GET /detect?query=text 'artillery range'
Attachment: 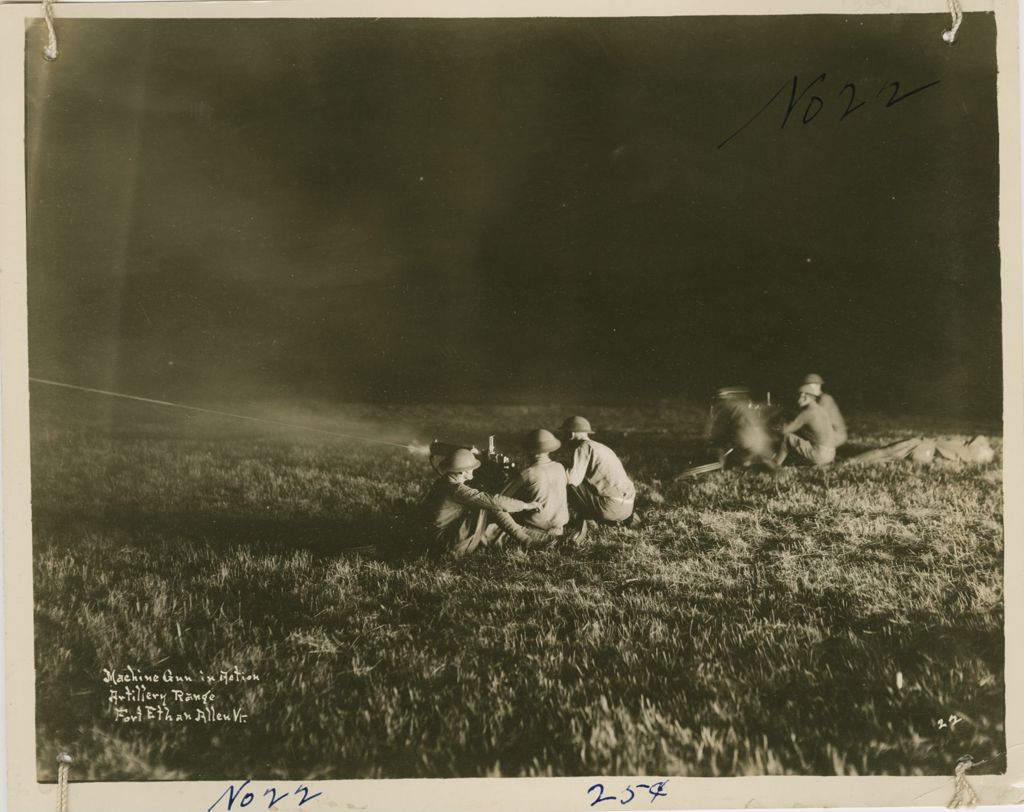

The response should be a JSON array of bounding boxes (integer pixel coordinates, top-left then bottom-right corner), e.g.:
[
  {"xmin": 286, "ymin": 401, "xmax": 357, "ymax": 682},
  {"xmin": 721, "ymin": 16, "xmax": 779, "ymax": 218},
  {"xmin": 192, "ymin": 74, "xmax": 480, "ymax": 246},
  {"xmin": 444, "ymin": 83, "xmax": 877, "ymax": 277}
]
[{"xmin": 102, "ymin": 666, "xmax": 261, "ymax": 725}]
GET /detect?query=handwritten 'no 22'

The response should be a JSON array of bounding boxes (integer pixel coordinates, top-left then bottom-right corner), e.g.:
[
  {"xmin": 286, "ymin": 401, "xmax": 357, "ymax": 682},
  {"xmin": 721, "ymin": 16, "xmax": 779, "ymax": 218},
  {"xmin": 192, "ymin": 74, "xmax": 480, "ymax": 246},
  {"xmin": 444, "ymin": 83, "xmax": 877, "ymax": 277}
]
[{"xmin": 718, "ymin": 72, "xmax": 941, "ymax": 148}]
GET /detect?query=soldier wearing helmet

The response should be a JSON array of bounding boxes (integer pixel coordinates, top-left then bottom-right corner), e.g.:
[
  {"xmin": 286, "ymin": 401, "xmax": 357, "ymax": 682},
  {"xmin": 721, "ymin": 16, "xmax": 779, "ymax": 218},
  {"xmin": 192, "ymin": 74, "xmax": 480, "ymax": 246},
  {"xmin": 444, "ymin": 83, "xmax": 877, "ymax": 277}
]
[
  {"xmin": 502, "ymin": 429, "xmax": 570, "ymax": 536},
  {"xmin": 559, "ymin": 416, "xmax": 636, "ymax": 525},
  {"xmin": 803, "ymin": 373, "xmax": 847, "ymax": 447},
  {"xmin": 420, "ymin": 447, "xmax": 555, "ymax": 556},
  {"xmin": 705, "ymin": 386, "xmax": 775, "ymax": 468},
  {"xmin": 774, "ymin": 384, "xmax": 836, "ymax": 466}
]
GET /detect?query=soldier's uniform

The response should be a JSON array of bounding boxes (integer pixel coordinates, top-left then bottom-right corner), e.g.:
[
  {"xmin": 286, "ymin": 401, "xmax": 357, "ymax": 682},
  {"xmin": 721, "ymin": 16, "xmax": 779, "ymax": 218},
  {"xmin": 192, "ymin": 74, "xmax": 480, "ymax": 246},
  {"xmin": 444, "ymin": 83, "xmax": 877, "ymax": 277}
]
[
  {"xmin": 804, "ymin": 374, "xmax": 847, "ymax": 448},
  {"xmin": 777, "ymin": 395, "xmax": 836, "ymax": 466},
  {"xmin": 504, "ymin": 431, "xmax": 570, "ymax": 535},
  {"xmin": 421, "ymin": 477, "xmax": 536, "ymax": 556},
  {"xmin": 421, "ymin": 448, "xmax": 553, "ymax": 556},
  {"xmin": 561, "ymin": 417, "xmax": 636, "ymax": 523},
  {"xmin": 817, "ymin": 392, "xmax": 847, "ymax": 448}
]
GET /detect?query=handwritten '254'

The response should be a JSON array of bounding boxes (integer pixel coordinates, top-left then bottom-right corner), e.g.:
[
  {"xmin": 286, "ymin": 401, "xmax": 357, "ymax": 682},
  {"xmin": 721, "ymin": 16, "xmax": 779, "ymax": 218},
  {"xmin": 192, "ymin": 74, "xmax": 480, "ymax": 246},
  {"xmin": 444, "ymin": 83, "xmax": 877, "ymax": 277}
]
[
  {"xmin": 588, "ymin": 780, "xmax": 669, "ymax": 806},
  {"xmin": 718, "ymin": 73, "xmax": 941, "ymax": 148}
]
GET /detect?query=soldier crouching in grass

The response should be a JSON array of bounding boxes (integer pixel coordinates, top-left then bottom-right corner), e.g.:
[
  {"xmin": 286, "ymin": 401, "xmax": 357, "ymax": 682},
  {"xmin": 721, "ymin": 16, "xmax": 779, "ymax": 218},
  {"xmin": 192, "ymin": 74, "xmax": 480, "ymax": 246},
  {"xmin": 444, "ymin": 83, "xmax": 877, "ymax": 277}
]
[
  {"xmin": 421, "ymin": 447, "xmax": 559, "ymax": 557},
  {"xmin": 559, "ymin": 416, "xmax": 638, "ymax": 537},
  {"xmin": 803, "ymin": 373, "xmax": 847, "ymax": 448},
  {"xmin": 502, "ymin": 429, "xmax": 570, "ymax": 538},
  {"xmin": 706, "ymin": 386, "xmax": 776, "ymax": 469},
  {"xmin": 774, "ymin": 384, "xmax": 836, "ymax": 467}
]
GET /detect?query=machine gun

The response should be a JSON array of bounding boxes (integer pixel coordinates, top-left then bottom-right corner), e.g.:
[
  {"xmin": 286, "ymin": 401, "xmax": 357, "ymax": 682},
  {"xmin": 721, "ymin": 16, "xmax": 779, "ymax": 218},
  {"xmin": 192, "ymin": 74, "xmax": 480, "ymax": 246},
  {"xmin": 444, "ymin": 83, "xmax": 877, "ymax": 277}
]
[{"xmin": 428, "ymin": 435, "xmax": 518, "ymax": 492}]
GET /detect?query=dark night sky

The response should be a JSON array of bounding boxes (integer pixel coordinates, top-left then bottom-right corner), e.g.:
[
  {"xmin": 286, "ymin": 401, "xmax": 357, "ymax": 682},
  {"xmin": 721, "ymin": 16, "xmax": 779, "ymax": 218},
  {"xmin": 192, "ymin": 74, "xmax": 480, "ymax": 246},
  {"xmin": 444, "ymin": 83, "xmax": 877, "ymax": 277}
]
[{"xmin": 25, "ymin": 15, "xmax": 1002, "ymax": 417}]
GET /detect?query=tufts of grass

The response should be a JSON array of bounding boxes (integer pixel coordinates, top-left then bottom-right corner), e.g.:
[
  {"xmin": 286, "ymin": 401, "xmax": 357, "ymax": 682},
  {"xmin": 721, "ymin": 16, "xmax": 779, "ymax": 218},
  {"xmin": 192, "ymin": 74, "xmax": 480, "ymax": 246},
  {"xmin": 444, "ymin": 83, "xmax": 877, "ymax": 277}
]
[{"xmin": 30, "ymin": 396, "xmax": 1004, "ymax": 779}]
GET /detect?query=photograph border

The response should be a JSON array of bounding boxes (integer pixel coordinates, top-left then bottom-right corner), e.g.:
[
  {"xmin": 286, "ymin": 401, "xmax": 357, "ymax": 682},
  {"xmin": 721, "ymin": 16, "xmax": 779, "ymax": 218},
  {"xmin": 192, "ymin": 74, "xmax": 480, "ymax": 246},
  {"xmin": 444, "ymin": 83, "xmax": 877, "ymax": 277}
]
[{"xmin": 2, "ymin": 1, "xmax": 1021, "ymax": 809}]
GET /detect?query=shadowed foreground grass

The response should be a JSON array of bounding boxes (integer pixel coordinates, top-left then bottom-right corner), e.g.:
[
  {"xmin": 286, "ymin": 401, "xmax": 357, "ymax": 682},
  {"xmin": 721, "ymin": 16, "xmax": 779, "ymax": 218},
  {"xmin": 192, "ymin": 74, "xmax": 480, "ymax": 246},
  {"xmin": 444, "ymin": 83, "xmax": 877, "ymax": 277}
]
[{"xmin": 31, "ymin": 396, "xmax": 1004, "ymax": 779}]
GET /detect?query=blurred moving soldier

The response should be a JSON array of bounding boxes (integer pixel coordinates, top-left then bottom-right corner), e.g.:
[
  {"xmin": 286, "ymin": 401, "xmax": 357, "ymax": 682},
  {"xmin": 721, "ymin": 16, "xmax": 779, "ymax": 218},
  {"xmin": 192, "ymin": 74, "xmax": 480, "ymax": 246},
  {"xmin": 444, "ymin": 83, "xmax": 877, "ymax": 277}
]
[
  {"xmin": 421, "ymin": 448, "xmax": 556, "ymax": 556},
  {"xmin": 560, "ymin": 416, "xmax": 636, "ymax": 524},
  {"xmin": 706, "ymin": 386, "xmax": 775, "ymax": 467},
  {"xmin": 803, "ymin": 373, "xmax": 847, "ymax": 447},
  {"xmin": 775, "ymin": 385, "xmax": 836, "ymax": 466},
  {"xmin": 503, "ymin": 429, "xmax": 570, "ymax": 536}
]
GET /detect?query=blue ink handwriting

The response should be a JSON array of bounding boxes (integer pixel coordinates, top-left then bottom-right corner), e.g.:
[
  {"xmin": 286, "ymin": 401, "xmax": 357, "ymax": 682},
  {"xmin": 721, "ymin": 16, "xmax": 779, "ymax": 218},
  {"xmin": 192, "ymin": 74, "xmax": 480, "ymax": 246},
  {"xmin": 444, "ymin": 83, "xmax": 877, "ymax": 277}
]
[
  {"xmin": 587, "ymin": 780, "xmax": 669, "ymax": 806},
  {"xmin": 208, "ymin": 780, "xmax": 323, "ymax": 812}
]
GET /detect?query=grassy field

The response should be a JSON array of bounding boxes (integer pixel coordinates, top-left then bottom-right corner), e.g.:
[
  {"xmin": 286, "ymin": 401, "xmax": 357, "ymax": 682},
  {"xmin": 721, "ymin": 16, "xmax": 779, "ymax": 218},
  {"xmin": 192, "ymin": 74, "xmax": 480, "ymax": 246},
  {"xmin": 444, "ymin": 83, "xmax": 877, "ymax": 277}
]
[{"xmin": 30, "ymin": 392, "xmax": 1004, "ymax": 780}]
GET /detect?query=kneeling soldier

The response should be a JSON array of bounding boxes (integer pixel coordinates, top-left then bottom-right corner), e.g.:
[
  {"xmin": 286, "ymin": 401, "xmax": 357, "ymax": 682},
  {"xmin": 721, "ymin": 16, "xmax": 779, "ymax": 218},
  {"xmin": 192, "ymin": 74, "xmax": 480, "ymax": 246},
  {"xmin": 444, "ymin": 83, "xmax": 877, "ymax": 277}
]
[
  {"xmin": 421, "ymin": 448, "xmax": 556, "ymax": 557},
  {"xmin": 803, "ymin": 373, "xmax": 847, "ymax": 447},
  {"xmin": 503, "ymin": 429, "xmax": 570, "ymax": 536},
  {"xmin": 560, "ymin": 416, "xmax": 636, "ymax": 524},
  {"xmin": 775, "ymin": 385, "xmax": 836, "ymax": 467}
]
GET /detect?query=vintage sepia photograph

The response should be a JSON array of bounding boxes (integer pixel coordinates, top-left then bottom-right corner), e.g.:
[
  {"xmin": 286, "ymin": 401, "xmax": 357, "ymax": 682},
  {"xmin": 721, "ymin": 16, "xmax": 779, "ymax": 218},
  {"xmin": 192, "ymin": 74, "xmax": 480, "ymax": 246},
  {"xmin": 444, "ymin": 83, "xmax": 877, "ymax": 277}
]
[{"xmin": 19, "ymin": 11, "xmax": 1007, "ymax": 789}]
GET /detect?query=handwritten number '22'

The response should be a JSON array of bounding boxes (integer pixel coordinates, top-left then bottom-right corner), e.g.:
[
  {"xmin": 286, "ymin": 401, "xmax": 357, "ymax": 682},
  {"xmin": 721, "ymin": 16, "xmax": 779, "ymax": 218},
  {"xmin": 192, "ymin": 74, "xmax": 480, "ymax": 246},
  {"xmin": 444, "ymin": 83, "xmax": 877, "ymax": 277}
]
[
  {"xmin": 717, "ymin": 73, "xmax": 941, "ymax": 148},
  {"xmin": 208, "ymin": 779, "xmax": 323, "ymax": 812}
]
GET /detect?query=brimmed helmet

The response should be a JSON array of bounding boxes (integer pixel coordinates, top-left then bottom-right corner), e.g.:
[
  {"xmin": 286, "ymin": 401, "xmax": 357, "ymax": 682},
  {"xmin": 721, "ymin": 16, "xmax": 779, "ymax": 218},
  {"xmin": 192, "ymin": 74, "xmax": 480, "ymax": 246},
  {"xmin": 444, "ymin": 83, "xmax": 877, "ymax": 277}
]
[
  {"xmin": 441, "ymin": 448, "xmax": 482, "ymax": 473},
  {"xmin": 523, "ymin": 428, "xmax": 561, "ymax": 454},
  {"xmin": 803, "ymin": 373, "xmax": 824, "ymax": 385},
  {"xmin": 560, "ymin": 416, "xmax": 594, "ymax": 434}
]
